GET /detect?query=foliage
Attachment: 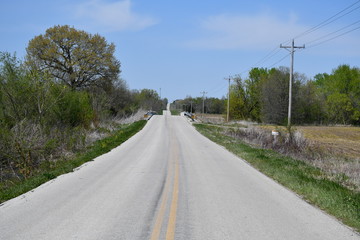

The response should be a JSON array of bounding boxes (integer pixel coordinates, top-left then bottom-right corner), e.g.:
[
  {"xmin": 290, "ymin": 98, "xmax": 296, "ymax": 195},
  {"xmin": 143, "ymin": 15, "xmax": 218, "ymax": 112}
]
[
  {"xmin": 133, "ymin": 88, "xmax": 165, "ymax": 113},
  {"xmin": 26, "ymin": 25, "xmax": 121, "ymax": 90},
  {"xmin": 223, "ymin": 64, "xmax": 360, "ymax": 126},
  {"xmin": 53, "ymin": 88, "xmax": 94, "ymax": 127},
  {"xmin": 315, "ymin": 65, "xmax": 360, "ymax": 125},
  {"xmin": 0, "ymin": 49, "xmax": 161, "ymax": 186},
  {"xmin": 171, "ymin": 96, "xmax": 225, "ymax": 114},
  {"xmin": 0, "ymin": 120, "xmax": 146, "ymax": 203}
]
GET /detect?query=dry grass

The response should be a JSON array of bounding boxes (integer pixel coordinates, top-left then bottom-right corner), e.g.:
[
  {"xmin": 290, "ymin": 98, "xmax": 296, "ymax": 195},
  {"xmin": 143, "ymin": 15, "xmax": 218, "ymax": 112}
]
[
  {"xmin": 259, "ymin": 125, "xmax": 360, "ymax": 160},
  {"xmin": 196, "ymin": 114, "xmax": 225, "ymax": 124},
  {"xmin": 297, "ymin": 126, "xmax": 360, "ymax": 160},
  {"xmin": 223, "ymin": 124, "xmax": 360, "ymax": 191}
]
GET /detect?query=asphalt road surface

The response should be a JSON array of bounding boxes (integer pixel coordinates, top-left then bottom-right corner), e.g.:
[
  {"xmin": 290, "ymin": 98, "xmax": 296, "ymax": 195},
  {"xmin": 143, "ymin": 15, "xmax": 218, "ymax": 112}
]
[{"xmin": 0, "ymin": 111, "xmax": 359, "ymax": 240}]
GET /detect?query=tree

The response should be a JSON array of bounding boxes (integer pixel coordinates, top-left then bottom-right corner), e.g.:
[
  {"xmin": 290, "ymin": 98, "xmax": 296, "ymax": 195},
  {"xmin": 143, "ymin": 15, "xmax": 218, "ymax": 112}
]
[
  {"xmin": 134, "ymin": 89, "xmax": 163, "ymax": 112},
  {"xmin": 229, "ymin": 75, "xmax": 248, "ymax": 120},
  {"xmin": 315, "ymin": 65, "xmax": 360, "ymax": 125},
  {"xmin": 293, "ymin": 80, "xmax": 326, "ymax": 124},
  {"xmin": 245, "ymin": 68, "xmax": 272, "ymax": 122},
  {"xmin": 26, "ymin": 25, "xmax": 120, "ymax": 90},
  {"xmin": 261, "ymin": 67, "xmax": 290, "ymax": 124}
]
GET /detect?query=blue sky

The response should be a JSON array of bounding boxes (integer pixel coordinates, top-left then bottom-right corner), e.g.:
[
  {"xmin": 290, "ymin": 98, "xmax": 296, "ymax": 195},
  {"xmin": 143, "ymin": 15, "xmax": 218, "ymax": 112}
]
[{"xmin": 1, "ymin": 0, "xmax": 359, "ymax": 101}]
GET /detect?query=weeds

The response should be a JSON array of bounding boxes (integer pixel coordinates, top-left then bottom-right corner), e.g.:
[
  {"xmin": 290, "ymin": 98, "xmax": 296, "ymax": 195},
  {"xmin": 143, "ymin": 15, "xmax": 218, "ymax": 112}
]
[
  {"xmin": 0, "ymin": 120, "xmax": 146, "ymax": 203},
  {"xmin": 224, "ymin": 125, "xmax": 360, "ymax": 191}
]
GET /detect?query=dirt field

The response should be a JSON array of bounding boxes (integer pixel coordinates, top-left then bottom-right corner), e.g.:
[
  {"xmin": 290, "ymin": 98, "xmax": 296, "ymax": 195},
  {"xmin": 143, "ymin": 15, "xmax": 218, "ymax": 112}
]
[
  {"xmin": 196, "ymin": 116, "xmax": 360, "ymax": 160},
  {"xmin": 297, "ymin": 126, "xmax": 360, "ymax": 160},
  {"xmin": 196, "ymin": 114, "xmax": 225, "ymax": 124},
  {"xmin": 256, "ymin": 125, "xmax": 360, "ymax": 160}
]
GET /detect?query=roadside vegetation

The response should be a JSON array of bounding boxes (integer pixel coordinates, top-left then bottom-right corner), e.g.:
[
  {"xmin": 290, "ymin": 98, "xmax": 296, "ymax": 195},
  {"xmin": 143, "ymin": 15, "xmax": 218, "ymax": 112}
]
[
  {"xmin": 0, "ymin": 120, "xmax": 146, "ymax": 203},
  {"xmin": 170, "ymin": 109, "xmax": 180, "ymax": 115},
  {"xmin": 173, "ymin": 65, "xmax": 360, "ymax": 126},
  {"xmin": 0, "ymin": 25, "xmax": 166, "ymax": 199},
  {"xmin": 194, "ymin": 123, "xmax": 360, "ymax": 232}
]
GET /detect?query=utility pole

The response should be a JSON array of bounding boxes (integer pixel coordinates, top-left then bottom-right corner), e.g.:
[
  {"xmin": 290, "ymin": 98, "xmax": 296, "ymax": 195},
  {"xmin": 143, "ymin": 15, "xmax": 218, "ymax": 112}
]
[
  {"xmin": 225, "ymin": 76, "xmax": 231, "ymax": 122},
  {"xmin": 280, "ymin": 39, "xmax": 305, "ymax": 128},
  {"xmin": 200, "ymin": 91, "xmax": 207, "ymax": 114}
]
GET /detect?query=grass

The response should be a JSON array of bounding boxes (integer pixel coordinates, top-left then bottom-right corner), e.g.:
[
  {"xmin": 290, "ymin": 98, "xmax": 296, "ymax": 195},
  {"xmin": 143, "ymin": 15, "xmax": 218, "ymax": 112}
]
[
  {"xmin": 0, "ymin": 120, "xmax": 147, "ymax": 204},
  {"xmin": 260, "ymin": 125, "xmax": 360, "ymax": 160},
  {"xmin": 298, "ymin": 126, "xmax": 360, "ymax": 159},
  {"xmin": 170, "ymin": 109, "xmax": 180, "ymax": 115},
  {"xmin": 194, "ymin": 123, "xmax": 360, "ymax": 233}
]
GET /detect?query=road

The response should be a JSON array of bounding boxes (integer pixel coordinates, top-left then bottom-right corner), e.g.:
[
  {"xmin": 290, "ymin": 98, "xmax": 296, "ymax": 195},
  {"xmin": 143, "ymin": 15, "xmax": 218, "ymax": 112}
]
[{"xmin": 0, "ymin": 111, "xmax": 359, "ymax": 240}]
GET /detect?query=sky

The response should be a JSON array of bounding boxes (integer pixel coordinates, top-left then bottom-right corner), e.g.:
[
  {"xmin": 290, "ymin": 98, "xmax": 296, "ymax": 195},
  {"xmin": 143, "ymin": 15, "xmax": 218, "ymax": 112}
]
[{"xmin": 1, "ymin": 0, "xmax": 359, "ymax": 102}]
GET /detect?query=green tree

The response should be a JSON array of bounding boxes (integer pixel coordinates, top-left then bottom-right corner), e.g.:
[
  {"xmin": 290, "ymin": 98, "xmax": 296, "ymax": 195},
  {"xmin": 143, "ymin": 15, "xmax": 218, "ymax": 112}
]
[
  {"xmin": 293, "ymin": 80, "xmax": 326, "ymax": 124},
  {"xmin": 229, "ymin": 75, "xmax": 247, "ymax": 120},
  {"xmin": 261, "ymin": 67, "xmax": 291, "ymax": 124},
  {"xmin": 315, "ymin": 65, "xmax": 360, "ymax": 125},
  {"xmin": 134, "ymin": 89, "xmax": 163, "ymax": 113},
  {"xmin": 245, "ymin": 67, "xmax": 272, "ymax": 122},
  {"xmin": 26, "ymin": 25, "xmax": 120, "ymax": 90}
]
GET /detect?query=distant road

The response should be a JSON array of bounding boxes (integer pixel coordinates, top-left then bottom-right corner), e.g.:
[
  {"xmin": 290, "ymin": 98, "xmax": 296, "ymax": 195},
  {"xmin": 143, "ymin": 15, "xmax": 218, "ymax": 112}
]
[{"xmin": 0, "ymin": 112, "xmax": 358, "ymax": 239}]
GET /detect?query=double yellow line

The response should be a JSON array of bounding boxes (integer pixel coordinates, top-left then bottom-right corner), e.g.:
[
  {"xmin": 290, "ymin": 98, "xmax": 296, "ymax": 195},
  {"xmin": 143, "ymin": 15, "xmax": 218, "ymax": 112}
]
[{"xmin": 150, "ymin": 135, "xmax": 180, "ymax": 240}]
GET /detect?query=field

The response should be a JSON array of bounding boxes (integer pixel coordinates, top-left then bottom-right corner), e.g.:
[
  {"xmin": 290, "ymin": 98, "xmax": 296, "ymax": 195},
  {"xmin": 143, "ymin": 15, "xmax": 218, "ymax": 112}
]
[
  {"xmin": 260, "ymin": 125, "xmax": 360, "ymax": 190},
  {"xmin": 195, "ymin": 116, "xmax": 360, "ymax": 191},
  {"xmin": 298, "ymin": 126, "xmax": 360, "ymax": 160},
  {"xmin": 195, "ymin": 114, "xmax": 225, "ymax": 124},
  {"xmin": 249, "ymin": 124, "xmax": 360, "ymax": 160}
]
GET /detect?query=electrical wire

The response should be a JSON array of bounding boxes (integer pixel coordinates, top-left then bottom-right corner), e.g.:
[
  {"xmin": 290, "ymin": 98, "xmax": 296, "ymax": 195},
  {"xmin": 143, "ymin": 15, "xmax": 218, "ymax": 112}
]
[
  {"xmin": 253, "ymin": 47, "xmax": 282, "ymax": 66},
  {"xmin": 206, "ymin": 81, "xmax": 228, "ymax": 95},
  {"xmin": 240, "ymin": 47, "xmax": 284, "ymax": 75},
  {"xmin": 307, "ymin": 24, "xmax": 360, "ymax": 49},
  {"xmin": 305, "ymin": 19, "xmax": 360, "ymax": 45},
  {"xmin": 294, "ymin": 0, "xmax": 360, "ymax": 40},
  {"xmin": 267, "ymin": 53, "xmax": 290, "ymax": 68},
  {"xmin": 209, "ymin": 83, "xmax": 227, "ymax": 95},
  {"xmin": 235, "ymin": 1, "xmax": 360, "ymax": 79}
]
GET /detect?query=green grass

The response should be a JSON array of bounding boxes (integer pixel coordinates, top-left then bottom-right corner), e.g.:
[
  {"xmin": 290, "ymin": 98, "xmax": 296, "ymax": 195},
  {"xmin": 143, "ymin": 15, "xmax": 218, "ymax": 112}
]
[
  {"xmin": 0, "ymin": 120, "xmax": 147, "ymax": 204},
  {"xmin": 170, "ymin": 109, "xmax": 180, "ymax": 115},
  {"xmin": 194, "ymin": 123, "xmax": 360, "ymax": 233}
]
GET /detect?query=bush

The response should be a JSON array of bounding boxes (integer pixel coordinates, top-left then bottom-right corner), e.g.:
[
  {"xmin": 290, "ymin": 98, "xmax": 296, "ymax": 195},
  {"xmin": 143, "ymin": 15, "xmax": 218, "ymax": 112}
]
[{"xmin": 53, "ymin": 89, "xmax": 94, "ymax": 128}]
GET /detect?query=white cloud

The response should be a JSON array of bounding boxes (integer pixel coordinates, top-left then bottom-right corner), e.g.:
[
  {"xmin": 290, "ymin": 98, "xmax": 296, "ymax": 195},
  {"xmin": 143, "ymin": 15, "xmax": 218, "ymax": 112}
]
[
  {"xmin": 74, "ymin": 0, "xmax": 158, "ymax": 32},
  {"xmin": 187, "ymin": 13, "xmax": 308, "ymax": 50}
]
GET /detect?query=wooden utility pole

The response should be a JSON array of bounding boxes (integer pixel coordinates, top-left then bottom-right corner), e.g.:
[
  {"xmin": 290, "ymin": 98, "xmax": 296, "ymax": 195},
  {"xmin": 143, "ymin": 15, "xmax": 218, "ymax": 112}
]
[
  {"xmin": 280, "ymin": 39, "xmax": 305, "ymax": 128},
  {"xmin": 200, "ymin": 91, "xmax": 207, "ymax": 114},
  {"xmin": 226, "ymin": 76, "xmax": 231, "ymax": 122}
]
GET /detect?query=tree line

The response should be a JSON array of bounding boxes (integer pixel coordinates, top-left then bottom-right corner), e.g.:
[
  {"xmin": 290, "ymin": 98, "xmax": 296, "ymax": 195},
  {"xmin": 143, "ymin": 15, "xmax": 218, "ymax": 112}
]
[
  {"xmin": 171, "ymin": 96, "xmax": 225, "ymax": 115},
  {"xmin": 172, "ymin": 65, "xmax": 360, "ymax": 126},
  {"xmin": 0, "ymin": 25, "xmax": 165, "ymax": 182},
  {"xmin": 230, "ymin": 65, "xmax": 360, "ymax": 125}
]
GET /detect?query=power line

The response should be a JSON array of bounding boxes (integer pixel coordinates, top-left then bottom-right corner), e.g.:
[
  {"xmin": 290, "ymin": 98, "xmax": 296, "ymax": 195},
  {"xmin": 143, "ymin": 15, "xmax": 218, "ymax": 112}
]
[
  {"xmin": 207, "ymin": 81, "xmax": 227, "ymax": 94},
  {"xmin": 267, "ymin": 53, "xmax": 290, "ymax": 68},
  {"xmin": 253, "ymin": 47, "xmax": 282, "ymax": 66},
  {"xmin": 307, "ymin": 24, "xmax": 360, "ymax": 49},
  {"xmin": 238, "ymin": 1, "xmax": 360, "ymax": 77},
  {"xmin": 305, "ymin": 19, "xmax": 360, "ymax": 45},
  {"xmin": 294, "ymin": 0, "xmax": 360, "ymax": 40}
]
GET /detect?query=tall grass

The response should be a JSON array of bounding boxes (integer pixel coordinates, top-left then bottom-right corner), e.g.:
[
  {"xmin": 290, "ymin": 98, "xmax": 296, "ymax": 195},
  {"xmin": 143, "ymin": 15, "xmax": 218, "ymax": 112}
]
[{"xmin": 0, "ymin": 120, "xmax": 146, "ymax": 203}]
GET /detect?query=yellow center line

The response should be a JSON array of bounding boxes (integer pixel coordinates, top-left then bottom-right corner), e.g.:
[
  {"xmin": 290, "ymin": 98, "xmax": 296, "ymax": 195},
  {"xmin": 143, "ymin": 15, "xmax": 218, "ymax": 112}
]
[
  {"xmin": 150, "ymin": 156, "xmax": 173, "ymax": 240},
  {"xmin": 150, "ymin": 127, "xmax": 180, "ymax": 240},
  {"xmin": 165, "ymin": 156, "xmax": 179, "ymax": 240}
]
